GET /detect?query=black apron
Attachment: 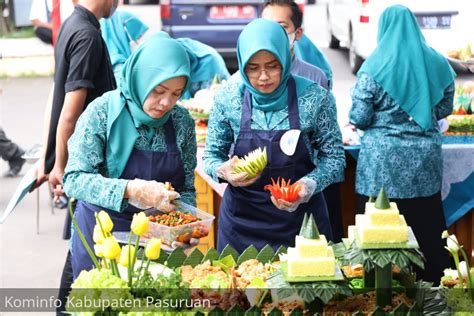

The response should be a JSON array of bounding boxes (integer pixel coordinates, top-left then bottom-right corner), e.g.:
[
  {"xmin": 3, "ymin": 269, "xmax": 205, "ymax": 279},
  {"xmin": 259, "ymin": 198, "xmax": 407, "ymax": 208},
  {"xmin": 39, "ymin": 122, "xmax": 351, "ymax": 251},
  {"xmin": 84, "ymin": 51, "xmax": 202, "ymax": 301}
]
[
  {"xmin": 71, "ymin": 118, "xmax": 186, "ymax": 279},
  {"xmin": 218, "ymin": 77, "xmax": 332, "ymax": 253}
]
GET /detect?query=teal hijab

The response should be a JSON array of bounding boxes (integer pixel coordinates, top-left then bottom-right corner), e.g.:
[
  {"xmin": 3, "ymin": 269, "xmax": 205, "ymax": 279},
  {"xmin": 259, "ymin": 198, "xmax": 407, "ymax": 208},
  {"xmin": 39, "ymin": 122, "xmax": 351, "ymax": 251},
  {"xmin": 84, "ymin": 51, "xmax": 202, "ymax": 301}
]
[
  {"xmin": 358, "ymin": 5, "xmax": 455, "ymax": 130},
  {"xmin": 106, "ymin": 32, "xmax": 191, "ymax": 178},
  {"xmin": 294, "ymin": 34, "xmax": 333, "ymax": 82},
  {"xmin": 237, "ymin": 19, "xmax": 313, "ymax": 114},
  {"xmin": 100, "ymin": 10, "xmax": 149, "ymax": 69},
  {"xmin": 176, "ymin": 38, "xmax": 230, "ymax": 84}
]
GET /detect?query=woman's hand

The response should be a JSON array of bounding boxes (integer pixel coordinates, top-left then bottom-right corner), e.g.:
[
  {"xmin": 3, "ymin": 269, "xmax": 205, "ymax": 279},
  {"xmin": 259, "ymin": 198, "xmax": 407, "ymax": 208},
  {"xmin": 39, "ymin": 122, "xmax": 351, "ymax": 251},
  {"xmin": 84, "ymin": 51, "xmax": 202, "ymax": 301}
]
[
  {"xmin": 271, "ymin": 178, "xmax": 316, "ymax": 212},
  {"xmin": 217, "ymin": 156, "xmax": 258, "ymax": 187},
  {"xmin": 126, "ymin": 179, "xmax": 180, "ymax": 211}
]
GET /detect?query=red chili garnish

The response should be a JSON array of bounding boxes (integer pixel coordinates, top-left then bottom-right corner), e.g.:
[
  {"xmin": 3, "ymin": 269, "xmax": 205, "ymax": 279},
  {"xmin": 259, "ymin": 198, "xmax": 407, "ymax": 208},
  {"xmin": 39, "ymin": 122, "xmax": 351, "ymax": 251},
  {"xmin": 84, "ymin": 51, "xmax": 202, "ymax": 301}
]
[{"xmin": 264, "ymin": 177, "xmax": 302, "ymax": 202}]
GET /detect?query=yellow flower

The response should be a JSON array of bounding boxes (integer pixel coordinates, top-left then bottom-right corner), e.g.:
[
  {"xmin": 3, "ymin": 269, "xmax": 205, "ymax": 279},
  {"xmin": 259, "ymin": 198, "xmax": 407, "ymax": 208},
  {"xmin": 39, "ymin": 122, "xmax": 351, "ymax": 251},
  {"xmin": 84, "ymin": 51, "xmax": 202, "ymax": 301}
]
[
  {"xmin": 96, "ymin": 211, "xmax": 113, "ymax": 233},
  {"xmin": 94, "ymin": 244, "xmax": 104, "ymax": 258},
  {"xmin": 102, "ymin": 237, "xmax": 121, "ymax": 260},
  {"xmin": 118, "ymin": 245, "xmax": 136, "ymax": 267},
  {"xmin": 93, "ymin": 225, "xmax": 106, "ymax": 244},
  {"xmin": 145, "ymin": 238, "xmax": 161, "ymax": 260},
  {"xmin": 131, "ymin": 212, "xmax": 149, "ymax": 236}
]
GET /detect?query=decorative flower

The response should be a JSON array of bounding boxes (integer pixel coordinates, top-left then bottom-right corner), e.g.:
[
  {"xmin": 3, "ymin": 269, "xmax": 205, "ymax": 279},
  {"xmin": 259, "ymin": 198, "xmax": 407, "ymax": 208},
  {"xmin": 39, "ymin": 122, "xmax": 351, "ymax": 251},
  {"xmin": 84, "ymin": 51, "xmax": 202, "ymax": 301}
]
[
  {"xmin": 93, "ymin": 225, "xmax": 106, "ymax": 244},
  {"xmin": 97, "ymin": 211, "xmax": 113, "ymax": 233},
  {"xmin": 131, "ymin": 212, "xmax": 149, "ymax": 236},
  {"xmin": 102, "ymin": 237, "xmax": 121, "ymax": 260},
  {"xmin": 459, "ymin": 261, "xmax": 469, "ymax": 278},
  {"xmin": 94, "ymin": 244, "xmax": 104, "ymax": 258},
  {"xmin": 441, "ymin": 230, "xmax": 449, "ymax": 239},
  {"xmin": 145, "ymin": 238, "xmax": 162, "ymax": 260},
  {"xmin": 264, "ymin": 177, "xmax": 302, "ymax": 202},
  {"xmin": 446, "ymin": 234, "xmax": 460, "ymax": 252},
  {"xmin": 119, "ymin": 245, "xmax": 136, "ymax": 268}
]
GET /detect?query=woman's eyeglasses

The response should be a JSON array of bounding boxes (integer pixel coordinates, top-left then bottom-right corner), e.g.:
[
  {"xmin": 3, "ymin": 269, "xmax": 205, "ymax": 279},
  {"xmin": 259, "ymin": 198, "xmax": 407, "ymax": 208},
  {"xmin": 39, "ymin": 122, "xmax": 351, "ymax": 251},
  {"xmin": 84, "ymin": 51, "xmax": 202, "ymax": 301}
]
[{"xmin": 245, "ymin": 63, "xmax": 282, "ymax": 79}]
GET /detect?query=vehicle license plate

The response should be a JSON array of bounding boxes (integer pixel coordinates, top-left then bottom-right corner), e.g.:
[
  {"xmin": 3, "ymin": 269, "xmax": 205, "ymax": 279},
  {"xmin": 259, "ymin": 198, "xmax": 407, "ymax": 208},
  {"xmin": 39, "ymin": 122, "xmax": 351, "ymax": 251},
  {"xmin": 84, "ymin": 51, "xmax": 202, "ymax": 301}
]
[
  {"xmin": 415, "ymin": 13, "xmax": 452, "ymax": 29},
  {"xmin": 209, "ymin": 5, "xmax": 255, "ymax": 20}
]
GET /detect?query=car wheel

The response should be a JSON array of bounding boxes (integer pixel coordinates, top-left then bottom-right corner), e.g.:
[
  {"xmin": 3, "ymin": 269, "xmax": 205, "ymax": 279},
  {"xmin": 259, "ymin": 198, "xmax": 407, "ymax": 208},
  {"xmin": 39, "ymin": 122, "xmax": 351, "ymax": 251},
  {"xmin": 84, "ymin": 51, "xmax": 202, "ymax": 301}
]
[
  {"xmin": 327, "ymin": 8, "xmax": 340, "ymax": 49},
  {"xmin": 349, "ymin": 28, "xmax": 363, "ymax": 74},
  {"xmin": 329, "ymin": 34, "xmax": 340, "ymax": 49}
]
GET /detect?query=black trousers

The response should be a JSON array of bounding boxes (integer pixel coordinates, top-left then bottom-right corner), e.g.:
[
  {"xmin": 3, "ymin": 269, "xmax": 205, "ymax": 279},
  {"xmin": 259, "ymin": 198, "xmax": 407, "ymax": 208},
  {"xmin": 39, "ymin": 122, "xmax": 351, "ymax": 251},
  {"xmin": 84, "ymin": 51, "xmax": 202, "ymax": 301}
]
[
  {"xmin": 56, "ymin": 251, "xmax": 73, "ymax": 315},
  {"xmin": 35, "ymin": 27, "xmax": 53, "ymax": 45},
  {"xmin": 356, "ymin": 192, "xmax": 449, "ymax": 283},
  {"xmin": 0, "ymin": 127, "xmax": 22, "ymax": 162},
  {"xmin": 323, "ymin": 183, "xmax": 343, "ymax": 242}
]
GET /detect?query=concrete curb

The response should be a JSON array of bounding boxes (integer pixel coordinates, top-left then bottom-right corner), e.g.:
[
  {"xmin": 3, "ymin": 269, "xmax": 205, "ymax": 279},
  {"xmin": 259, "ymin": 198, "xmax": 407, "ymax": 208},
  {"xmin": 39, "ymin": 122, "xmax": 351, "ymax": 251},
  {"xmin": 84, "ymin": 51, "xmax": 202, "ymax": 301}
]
[{"xmin": 0, "ymin": 38, "xmax": 54, "ymax": 77}]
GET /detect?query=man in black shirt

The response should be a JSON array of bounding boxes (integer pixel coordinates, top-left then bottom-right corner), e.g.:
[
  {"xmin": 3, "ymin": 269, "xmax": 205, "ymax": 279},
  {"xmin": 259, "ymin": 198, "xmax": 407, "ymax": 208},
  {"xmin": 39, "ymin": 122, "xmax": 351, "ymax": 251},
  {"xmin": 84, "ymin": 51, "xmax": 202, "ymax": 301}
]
[
  {"xmin": 46, "ymin": 1, "xmax": 117, "ymax": 197},
  {"xmin": 32, "ymin": 1, "xmax": 117, "ymax": 314}
]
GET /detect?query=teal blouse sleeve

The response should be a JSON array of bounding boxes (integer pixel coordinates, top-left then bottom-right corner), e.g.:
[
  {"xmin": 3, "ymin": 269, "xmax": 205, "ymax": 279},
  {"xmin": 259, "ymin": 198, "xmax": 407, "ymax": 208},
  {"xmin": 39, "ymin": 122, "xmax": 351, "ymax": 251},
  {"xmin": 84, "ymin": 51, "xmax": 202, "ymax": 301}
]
[
  {"xmin": 63, "ymin": 96, "xmax": 197, "ymax": 211},
  {"xmin": 202, "ymin": 83, "xmax": 238, "ymax": 182},
  {"xmin": 203, "ymin": 82, "xmax": 345, "ymax": 192},
  {"xmin": 172, "ymin": 105, "xmax": 197, "ymax": 206},
  {"xmin": 349, "ymin": 73, "xmax": 380, "ymax": 129},
  {"xmin": 300, "ymin": 85, "xmax": 345, "ymax": 192},
  {"xmin": 63, "ymin": 95, "xmax": 129, "ymax": 212},
  {"xmin": 435, "ymin": 83, "xmax": 455, "ymax": 120}
]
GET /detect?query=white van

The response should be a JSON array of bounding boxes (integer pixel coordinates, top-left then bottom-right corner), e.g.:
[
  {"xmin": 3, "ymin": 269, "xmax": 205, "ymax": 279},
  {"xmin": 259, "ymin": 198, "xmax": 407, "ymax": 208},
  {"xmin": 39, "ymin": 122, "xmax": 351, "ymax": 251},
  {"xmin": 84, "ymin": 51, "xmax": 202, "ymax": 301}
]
[{"xmin": 326, "ymin": 0, "xmax": 473, "ymax": 73}]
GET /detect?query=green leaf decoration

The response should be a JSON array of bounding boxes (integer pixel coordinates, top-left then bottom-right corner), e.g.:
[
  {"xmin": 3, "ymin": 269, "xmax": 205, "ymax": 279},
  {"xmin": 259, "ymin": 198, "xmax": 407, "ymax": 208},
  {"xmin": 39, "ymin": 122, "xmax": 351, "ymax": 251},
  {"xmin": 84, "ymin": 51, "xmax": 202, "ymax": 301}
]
[
  {"xmin": 208, "ymin": 307, "xmax": 225, "ymax": 316},
  {"xmin": 420, "ymin": 282, "xmax": 449, "ymax": 314},
  {"xmin": 302, "ymin": 213, "xmax": 320, "ymax": 239},
  {"xmin": 212, "ymin": 255, "xmax": 237, "ymax": 274},
  {"xmin": 370, "ymin": 250, "xmax": 391, "ymax": 268},
  {"xmin": 182, "ymin": 248, "xmax": 204, "ymax": 267},
  {"xmin": 401, "ymin": 249, "xmax": 425, "ymax": 270},
  {"xmin": 267, "ymin": 307, "xmax": 284, "ymax": 316},
  {"xmin": 368, "ymin": 195, "xmax": 374, "ymax": 203},
  {"xmin": 237, "ymin": 245, "xmax": 259, "ymax": 265},
  {"xmin": 245, "ymin": 305, "xmax": 263, "ymax": 316},
  {"xmin": 227, "ymin": 304, "xmax": 245, "ymax": 316},
  {"xmin": 165, "ymin": 247, "xmax": 187, "ymax": 268},
  {"xmin": 392, "ymin": 302, "xmax": 409, "ymax": 315},
  {"xmin": 298, "ymin": 213, "xmax": 309, "ymax": 235},
  {"xmin": 256, "ymin": 245, "xmax": 275, "ymax": 263},
  {"xmin": 288, "ymin": 308, "xmax": 304, "ymax": 316},
  {"xmin": 331, "ymin": 242, "xmax": 347, "ymax": 259},
  {"xmin": 345, "ymin": 243, "xmax": 425, "ymax": 273},
  {"xmin": 371, "ymin": 306, "xmax": 386, "ymax": 316},
  {"xmin": 374, "ymin": 187, "xmax": 390, "ymax": 209},
  {"xmin": 295, "ymin": 282, "xmax": 351, "ymax": 303},
  {"xmin": 272, "ymin": 245, "xmax": 287, "ymax": 262},
  {"xmin": 202, "ymin": 248, "xmax": 219, "ymax": 263},
  {"xmin": 136, "ymin": 248, "xmax": 145, "ymax": 260},
  {"xmin": 152, "ymin": 247, "xmax": 169, "ymax": 264},
  {"xmin": 219, "ymin": 244, "xmax": 239, "ymax": 261},
  {"xmin": 212, "ymin": 74, "xmax": 221, "ymax": 85}
]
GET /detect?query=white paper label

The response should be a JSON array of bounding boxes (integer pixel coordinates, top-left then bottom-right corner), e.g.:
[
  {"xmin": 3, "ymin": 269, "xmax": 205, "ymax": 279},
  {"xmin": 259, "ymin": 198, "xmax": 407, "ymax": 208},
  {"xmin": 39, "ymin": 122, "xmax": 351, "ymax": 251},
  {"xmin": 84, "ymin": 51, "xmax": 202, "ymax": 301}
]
[{"xmin": 280, "ymin": 129, "xmax": 301, "ymax": 156}]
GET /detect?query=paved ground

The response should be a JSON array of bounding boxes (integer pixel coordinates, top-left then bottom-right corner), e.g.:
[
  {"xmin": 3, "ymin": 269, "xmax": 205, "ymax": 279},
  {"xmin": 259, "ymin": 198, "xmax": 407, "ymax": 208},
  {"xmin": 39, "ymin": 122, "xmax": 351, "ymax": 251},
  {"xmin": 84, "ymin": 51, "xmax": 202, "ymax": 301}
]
[{"xmin": 0, "ymin": 2, "xmax": 473, "ymax": 315}]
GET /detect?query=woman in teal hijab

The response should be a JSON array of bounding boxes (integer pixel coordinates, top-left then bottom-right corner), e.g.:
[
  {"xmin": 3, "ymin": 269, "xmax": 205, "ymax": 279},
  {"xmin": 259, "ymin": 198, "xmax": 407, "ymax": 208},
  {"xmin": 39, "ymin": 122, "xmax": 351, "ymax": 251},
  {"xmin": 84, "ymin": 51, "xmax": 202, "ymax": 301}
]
[
  {"xmin": 100, "ymin": 10, "xmax": 149, "ymax": 82},
  {"xmin": 177, "ymin": 38, "xmax": 230, "ymax": 99},
  {"xmin": 203, "ymin": 19, "xmax": 344, "ymax": 252},
  {"xmin": 63, "ymin": 32, "xmax": 198, "ymax": 279},
  {"xmin": 349, "ymin": 5, "xmax": 455, "ymax": 282}
]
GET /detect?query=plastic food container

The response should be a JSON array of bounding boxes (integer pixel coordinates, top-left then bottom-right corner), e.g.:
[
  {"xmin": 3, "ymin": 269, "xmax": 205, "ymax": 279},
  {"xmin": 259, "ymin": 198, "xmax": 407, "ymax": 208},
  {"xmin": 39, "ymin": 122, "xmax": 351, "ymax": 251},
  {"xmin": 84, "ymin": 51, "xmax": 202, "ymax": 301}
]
[{"xmin": 144, "ymin": 202, "xmax": 215, "ymax": 246}]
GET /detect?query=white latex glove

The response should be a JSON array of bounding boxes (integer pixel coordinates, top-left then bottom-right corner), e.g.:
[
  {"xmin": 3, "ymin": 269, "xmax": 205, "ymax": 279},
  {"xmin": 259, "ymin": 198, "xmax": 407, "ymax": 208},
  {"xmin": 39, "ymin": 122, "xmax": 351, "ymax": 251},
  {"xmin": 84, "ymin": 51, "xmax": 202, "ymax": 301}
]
[
  {"xmin": 271, "ymin": 178, "xmax": 316, "ymax": 212},
  {"xmin": 126, "ymin": 179, "xmax": 180, "ymax": 212},
  {"xmin": 217, "ymin": 156, "xmax": 258, "ymax": 187},
  {"xmin": 171, "ymin": 238, "xmax": 199, "ymax": 249}
]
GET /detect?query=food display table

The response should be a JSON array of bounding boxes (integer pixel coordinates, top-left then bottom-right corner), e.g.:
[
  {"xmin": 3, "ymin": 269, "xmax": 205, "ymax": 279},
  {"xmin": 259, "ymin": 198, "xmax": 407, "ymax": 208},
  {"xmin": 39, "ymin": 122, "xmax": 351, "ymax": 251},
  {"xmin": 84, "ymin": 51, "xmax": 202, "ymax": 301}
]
[{"xmin": 194, "ymin": 141, "xmax": 473, "ymax": 262}]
